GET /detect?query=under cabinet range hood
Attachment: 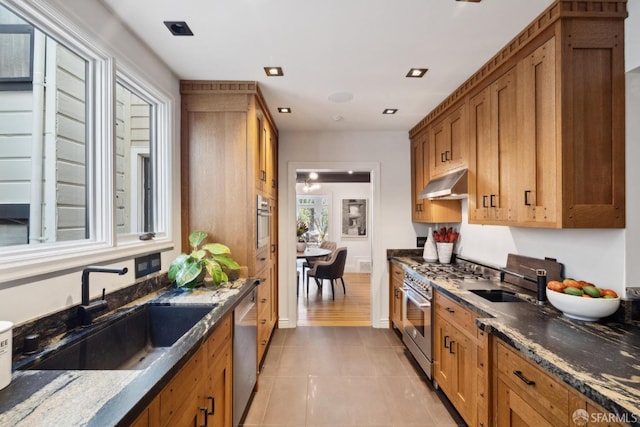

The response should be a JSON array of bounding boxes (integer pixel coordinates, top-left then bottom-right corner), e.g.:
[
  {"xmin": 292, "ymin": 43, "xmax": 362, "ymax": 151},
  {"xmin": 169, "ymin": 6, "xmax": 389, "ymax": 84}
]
[{"xmin": 418, "ymin": 169, "xmax": 468, "ymax": 200}]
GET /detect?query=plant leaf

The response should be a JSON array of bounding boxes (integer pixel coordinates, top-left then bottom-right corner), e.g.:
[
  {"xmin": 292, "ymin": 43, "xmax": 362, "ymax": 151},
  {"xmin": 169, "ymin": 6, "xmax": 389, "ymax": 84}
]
[
  {"xmin": 168, "ymin": 253, "xmax": 189, "ymax": 282},
  {"xmin": 189, "ymin": 230, "xmax": 207, "ymax": 249},
  {"xmin": 191, "ymin": 249, "xmax": 207, "ymax": 260},
  {"xmin": 175, "ymin": 259, "xmax": 202, "ymax": 287},
  {"xmin": 204, "ymin": 260, "xmax": 225, "ymax": 285},
  {"xmin": 213, "ymin": 254, "xmax": 240, "ymax": 270},
  {"xmin": 202, "ymin": 243, "xmax": 231, "ymax": 255}
]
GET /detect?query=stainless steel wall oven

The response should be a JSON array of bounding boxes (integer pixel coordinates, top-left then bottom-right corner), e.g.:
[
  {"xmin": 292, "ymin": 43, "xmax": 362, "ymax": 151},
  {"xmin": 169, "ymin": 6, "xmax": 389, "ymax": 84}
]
[{"xmin": 256, "ymin": 195, "xmax": 270, "ymax": 249}]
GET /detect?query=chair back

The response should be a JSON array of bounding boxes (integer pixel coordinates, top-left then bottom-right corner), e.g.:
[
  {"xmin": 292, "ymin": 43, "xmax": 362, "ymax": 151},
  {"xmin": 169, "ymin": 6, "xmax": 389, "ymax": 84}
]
[
  {"xmin": 320, "ymin": 240, "xmax": 337, "ymax": 251},
  {"xmin": 317, "ymin": 247, "xmax": 347, "ymax": 280}
]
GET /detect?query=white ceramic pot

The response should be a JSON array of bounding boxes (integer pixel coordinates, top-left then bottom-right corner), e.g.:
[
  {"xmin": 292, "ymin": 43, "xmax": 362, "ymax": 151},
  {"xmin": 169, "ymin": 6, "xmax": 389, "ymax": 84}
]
[
  {"xmin": 296, "ymin": 242, "xmax": 307, "ymax": 253},
  {"xmin": 0, "ymin": 321, "xmax": 13, "ymax": 390},
  {"xmin": 436, "ymin": 242, "xmax": 454, "ymax": 264}
]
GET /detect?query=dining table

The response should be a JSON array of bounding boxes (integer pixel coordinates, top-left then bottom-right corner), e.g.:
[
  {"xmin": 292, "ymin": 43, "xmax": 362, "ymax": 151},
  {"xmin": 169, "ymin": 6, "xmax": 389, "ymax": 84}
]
[{"xmin": 296, "ymin": 246, "xmax": 332, "ymax": 259}]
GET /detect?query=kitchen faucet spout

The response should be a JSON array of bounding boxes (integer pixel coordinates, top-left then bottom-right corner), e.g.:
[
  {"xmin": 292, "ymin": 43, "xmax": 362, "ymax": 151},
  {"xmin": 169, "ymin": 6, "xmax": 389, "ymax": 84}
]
[{"xmin": 79, "ymin": 266, "xmax": 128, "ymax": 326}]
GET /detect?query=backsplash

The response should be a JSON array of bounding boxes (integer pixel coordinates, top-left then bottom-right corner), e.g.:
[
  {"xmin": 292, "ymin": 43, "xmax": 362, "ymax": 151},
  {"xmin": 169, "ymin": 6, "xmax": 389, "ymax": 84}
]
[{"xmin": 11, "ymin": 273, "xmax": 171, "ymax": 359}]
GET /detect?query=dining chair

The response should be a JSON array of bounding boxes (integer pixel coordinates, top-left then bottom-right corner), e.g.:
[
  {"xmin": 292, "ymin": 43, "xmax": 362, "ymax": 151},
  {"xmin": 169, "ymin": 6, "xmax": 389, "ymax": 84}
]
[
  {"xmin": 306, "ymin": 247, "xmax": 347, "ymax": 300},
  {"xmin": 302, "ymin": 240, "xmax": 336, "ymax": 283}
]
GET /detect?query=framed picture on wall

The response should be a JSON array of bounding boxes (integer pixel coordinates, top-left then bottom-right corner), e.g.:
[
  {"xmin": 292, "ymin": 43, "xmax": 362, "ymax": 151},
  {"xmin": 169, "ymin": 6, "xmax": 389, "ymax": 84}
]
[{"xmin": 341, "ymin": 198, "xmax": 367, "ymax": 238}]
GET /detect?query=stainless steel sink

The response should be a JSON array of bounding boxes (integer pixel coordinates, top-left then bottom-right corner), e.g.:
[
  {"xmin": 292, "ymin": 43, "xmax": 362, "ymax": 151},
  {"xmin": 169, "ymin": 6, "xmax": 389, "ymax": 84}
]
[
  {"xmin": 20, "ymin": 304, "xmax": 214, "ymax": 370},
  {"xmin": 469, "ymin": 289, "xmax": 525, "ymax": 303}
]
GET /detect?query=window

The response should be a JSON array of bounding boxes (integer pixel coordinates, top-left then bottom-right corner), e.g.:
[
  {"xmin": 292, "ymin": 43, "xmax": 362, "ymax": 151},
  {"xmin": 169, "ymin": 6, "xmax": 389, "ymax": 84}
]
[
  {"xmin": 0, "ymin": 5, "xmax": 33, "ymax": 91},
  {"xmin": 115, "ymin": 79, "xmax": 155, "ymax": 236},
  {"xmin": 296, "ymin": 195, "xmax": 330, "ymax": 244},
  {"xmin": 0, "ymin": 2, "xmax": 172, "ymax": 281},
  {"xmin": 0, "ymin": 3, "xmax": 90, "ymax": 247}
]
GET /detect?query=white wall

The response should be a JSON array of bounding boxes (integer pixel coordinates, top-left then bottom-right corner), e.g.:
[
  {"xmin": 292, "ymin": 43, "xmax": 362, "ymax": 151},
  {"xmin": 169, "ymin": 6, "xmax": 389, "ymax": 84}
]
[
  {"xmin": 626, "ymin": 1, "xmax": 640, "ymax": 72},
  {"xmin": 296, "ymin": 182, "xmax": 372, "ymax": 273},
  {"xmin": 279, "ymin": 131, "xmax": 415, "ymax": 328},
  {"xmin": 0, "ymin": 0, "xmax": 181, "ymax": 326},
  {"xmin": 625, "ymin": 69, "xmax": 640, "ymax": 288}
]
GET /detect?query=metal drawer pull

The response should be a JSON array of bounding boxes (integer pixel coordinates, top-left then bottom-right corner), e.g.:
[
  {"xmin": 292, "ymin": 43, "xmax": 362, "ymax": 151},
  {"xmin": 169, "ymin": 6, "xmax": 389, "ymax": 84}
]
[
  {"xmin": 444, "ymin": 335, "xmax": 450, "ymax": 349},
  {"xmin": 482, "ymin": 195, "xmax": 488, "ymax": 208},
  {"xmin": 513, "ymin": 370, "xmax": 536, "ymax": 385},
  {"xmin": 208, "ymin": 396, "xmax": 215, "ymax": 415},
  {"xmin": 445, "ymin": 307, "xmax": 455, "ymax": 313},
  {"xmin": 200, "ymin": 407, "xmax": 209, "ymax": 427},
  {"xmin": 449, "ymin": 341, "xmax": 455, "ymax": 354},
  {"xmin": 524, "ymin": 190, "xmax": 532, "ymax": 206}
]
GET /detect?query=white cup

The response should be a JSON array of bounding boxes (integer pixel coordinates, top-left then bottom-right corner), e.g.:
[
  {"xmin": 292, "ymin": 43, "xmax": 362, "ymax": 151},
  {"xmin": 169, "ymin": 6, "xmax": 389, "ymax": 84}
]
[{"xmin": 0, "ymin": 321, "xmax": 13, "ymax": 390}]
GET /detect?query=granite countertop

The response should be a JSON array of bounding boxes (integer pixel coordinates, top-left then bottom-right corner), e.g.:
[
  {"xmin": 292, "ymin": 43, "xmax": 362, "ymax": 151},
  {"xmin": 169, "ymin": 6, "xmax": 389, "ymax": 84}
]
[
  {"xmin": 389, "ymin": 255, "xmax": 640, "ymax": 426},
  {"xmin": 0, "ymin": 278, "xmax": 258, "ymax": 427}
]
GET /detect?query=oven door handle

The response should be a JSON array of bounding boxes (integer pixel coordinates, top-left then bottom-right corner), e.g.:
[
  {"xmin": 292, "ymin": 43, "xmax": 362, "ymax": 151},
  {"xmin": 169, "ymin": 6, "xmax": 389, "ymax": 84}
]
[{"xmin": 404, "ymin": 288, "xmax": 431, "ymax": 308}]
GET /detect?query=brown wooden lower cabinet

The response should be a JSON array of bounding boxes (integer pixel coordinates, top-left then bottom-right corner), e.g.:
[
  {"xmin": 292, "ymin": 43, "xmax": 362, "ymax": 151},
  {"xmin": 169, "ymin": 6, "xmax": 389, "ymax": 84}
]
[
  {"xmin": 132, "ymin": 313, "xmax": 233, "ymax": 427},
  {"xmin": 433, "ymin": 290, "xmax": 488, "ymax": 426},
  {"xmin": 494, "ymin": 339, "xmax": 629, "ymax": 427}
]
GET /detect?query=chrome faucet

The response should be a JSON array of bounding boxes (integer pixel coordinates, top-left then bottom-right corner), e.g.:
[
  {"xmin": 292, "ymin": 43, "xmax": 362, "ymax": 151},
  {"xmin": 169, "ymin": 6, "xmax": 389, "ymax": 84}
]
[{"xmin": 79, "ymin": 266, "xmax": 128, "ymax": 326}]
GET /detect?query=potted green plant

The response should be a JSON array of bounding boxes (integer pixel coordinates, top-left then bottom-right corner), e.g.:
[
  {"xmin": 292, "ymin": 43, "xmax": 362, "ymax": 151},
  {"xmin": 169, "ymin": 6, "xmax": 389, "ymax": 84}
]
[
  {"xmin": 296, "ymin": 219, "xmax": 308, "ymax": 252},
  {"xmin": 168, "ymin": 230, "xmax": 241, "ymax": 289}
]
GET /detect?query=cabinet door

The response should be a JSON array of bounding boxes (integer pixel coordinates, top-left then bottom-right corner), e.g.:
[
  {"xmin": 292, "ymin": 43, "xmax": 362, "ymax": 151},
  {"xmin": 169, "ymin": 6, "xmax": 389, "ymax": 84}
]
[
  {"xmin": 206, "ymin": 348, "xmax": 233, "ymax": 427},
  {"xmin": 430, "ymin": 104, "xmax": 467, "ymax": 178},
  {"xmin": 497, "ymin": 378, "xmax": 555, "ymax": 427},
  {"xmin": 431, "ymin": 119, "xmax": 449, "ymax": 177},
  {"xmin": 517, "ymin": 37, "xmax": 558, "ymax": 226},
  {"xmin": 490, "ymin": 68, "xmax": 517, "ymax": 222},
  {"xmin": 469, "ymin": 87, "xmax": 493, "ymax": 222},
  {"xmin": 255, "ymin": 108, "xmax": 267, "ymax": 191},
  {"xmin": 469, "ymin": 69, "xmax": 517, "ymax": 224},
  {"xmin": 452, "ymin": 330, "xmax": 476, "ymax": 426},
  {"xmin": 410, "ymin": 136, "xmax": 426, "ymax": 221},
  {"xmin": 434, "ymin": 315, "xmax": 455, "ymax": 395}
]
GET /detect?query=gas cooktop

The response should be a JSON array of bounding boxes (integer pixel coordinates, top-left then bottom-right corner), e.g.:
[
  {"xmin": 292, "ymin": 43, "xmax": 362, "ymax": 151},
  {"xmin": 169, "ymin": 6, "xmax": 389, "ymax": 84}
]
[{"xmin": 406, "ymin": 258, "xmax": 500, "ymax": 288}]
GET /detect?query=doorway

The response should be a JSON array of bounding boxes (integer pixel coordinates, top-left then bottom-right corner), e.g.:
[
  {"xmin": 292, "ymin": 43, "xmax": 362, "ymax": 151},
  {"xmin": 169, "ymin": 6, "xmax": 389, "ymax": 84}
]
[
  {"xmin": 294, "ymin": 171, "xmax": 372, "ymax": 326},
  {"xmin": 281, "ymin": 162, "xmax": 381, "ymax": 329}
]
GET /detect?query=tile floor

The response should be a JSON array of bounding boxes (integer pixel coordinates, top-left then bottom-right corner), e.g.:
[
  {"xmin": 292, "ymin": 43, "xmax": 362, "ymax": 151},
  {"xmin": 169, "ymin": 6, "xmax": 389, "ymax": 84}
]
[{"xmin": 241, "ymin": 326, "xmax": 464, "ymax": 427}]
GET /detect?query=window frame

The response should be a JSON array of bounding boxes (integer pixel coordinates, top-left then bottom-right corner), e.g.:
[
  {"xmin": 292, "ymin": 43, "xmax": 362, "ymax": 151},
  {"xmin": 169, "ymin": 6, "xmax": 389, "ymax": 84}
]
[
  {"xmin": 0, "ymin": 21, "xmax": 34, "ymax": 91},
  {"xmin": 115, "ymin": 69, "xmax": 171, "ymax": 245},
  {"xmin": 0, "ymin": 1, "xmax": 174, "ymax": 282}
]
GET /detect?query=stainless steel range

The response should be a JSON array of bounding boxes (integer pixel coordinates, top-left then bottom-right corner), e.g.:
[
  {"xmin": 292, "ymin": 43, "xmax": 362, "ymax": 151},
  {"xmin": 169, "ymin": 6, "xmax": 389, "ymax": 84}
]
[{"xmin": 401, "ymin": 257, "xmax": 501, "ymax": 380}]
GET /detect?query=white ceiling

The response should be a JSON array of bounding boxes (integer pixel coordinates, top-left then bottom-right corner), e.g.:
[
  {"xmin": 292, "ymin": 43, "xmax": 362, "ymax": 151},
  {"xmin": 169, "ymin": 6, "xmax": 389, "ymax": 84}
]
[{"xmin": 101, "ymin": 0, "xmax": 554, "ymax": 132}]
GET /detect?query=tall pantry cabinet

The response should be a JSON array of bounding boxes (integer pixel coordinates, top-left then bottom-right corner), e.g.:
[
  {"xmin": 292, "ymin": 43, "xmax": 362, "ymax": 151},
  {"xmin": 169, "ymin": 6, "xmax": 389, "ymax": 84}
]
[{"xmin": 180, "ymin": 81, "xmax": 279, "ymax": 367}]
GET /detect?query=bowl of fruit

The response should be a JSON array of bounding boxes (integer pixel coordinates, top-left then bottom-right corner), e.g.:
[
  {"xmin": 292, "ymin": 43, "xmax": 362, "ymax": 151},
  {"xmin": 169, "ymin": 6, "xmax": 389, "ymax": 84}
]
[{"xmin": 546, "ymin": 279, "xmax": 620, "ymax": 321}]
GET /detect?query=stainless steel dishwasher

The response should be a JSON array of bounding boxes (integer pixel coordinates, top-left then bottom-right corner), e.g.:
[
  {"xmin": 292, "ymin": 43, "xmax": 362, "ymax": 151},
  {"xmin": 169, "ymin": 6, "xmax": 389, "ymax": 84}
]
[{"xmin": 233, "ymin": 285, "xmax": 257, "ymax": 427}]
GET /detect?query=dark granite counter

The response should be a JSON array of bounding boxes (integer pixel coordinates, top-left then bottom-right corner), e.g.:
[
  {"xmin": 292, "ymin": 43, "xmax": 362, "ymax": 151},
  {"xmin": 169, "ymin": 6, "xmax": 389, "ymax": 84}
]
[
  {"xmin": 389, "ymin": 255, "xmax": 640, "ymax": 426},
  {"xmin": 0, "ymin": 278, "xmax": 259, "ymax": 426}
]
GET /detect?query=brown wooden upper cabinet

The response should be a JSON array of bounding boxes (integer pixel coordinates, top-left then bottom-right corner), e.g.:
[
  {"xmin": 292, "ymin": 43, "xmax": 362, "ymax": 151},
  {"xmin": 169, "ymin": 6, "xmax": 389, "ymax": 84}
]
[
  {"xmin": 410, "ymin": 0, "xmax": 627, "ymax": 229},
  {"xmin": 429, "ymin": 103, "xmax": 468, "ymax": 179},
  {"xmin": 468, "ymin": 68, "xmax": 517, "ymax": 224},
  {"xmin": 255, "ymin": 107, "xmax": 278, "ymax": 199},
  {"xmin": 410, "ymin": 128, "xmax": 462, "ymax": 224}
]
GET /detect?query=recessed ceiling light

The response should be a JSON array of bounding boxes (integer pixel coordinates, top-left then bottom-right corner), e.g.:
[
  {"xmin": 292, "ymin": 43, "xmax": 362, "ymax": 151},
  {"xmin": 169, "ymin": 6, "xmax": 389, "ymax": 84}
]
[
  {"xmin": 277, "ymin": 107, "xmax": 291, "ymax": 113},
  {"xmin": 264, "ymin": 67, "xmax": 284, "ymax": 77},
  {"xmin": 383, "ymin": 109, "xmax": 398, "ymax": 115},
  {"xmin": 163, "ymin": 21, "xmax": 194, "ymax": 36},
  {"xmin": 406, "ymin": 68, "xmax": 428, "ymax": 78},
  {"xmin": 456, "ymin": 0, "xmax": 481, "ymax": 2},
  {"xmin": 309, "ymin": 172, "xmax": 319, "ymax": 180}
]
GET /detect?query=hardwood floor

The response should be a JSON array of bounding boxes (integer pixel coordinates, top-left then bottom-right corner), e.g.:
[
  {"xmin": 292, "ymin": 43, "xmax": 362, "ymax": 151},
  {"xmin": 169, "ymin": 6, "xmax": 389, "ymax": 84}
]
[{"xmin": 297, "ymin": 269, "xmax": 371, "ymax": 327}]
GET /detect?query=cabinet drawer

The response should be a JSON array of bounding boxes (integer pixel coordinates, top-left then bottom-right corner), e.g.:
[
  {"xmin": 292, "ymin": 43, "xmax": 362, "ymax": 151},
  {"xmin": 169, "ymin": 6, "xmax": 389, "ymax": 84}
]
[
  {"xmin": 390, "ymin": 263, "xmax": 404, "ymax": 282},
  {"xmin": 207, "ymin": 314, "xmax": 232, "ymax": 364},
  {"xmin": 497, "ymin": 341, "xmax": 568, "ymax": 425},
  {"xmin": 160, "ymin": 347, "xmax": 204, "ymax": 423},
  {"xmin": 434, "ymin": 291, "xmax": 475, "ymax": 332},
  {"xmin": 256, "ymin": 247, "xmax": 269, "ymax": 273}
]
